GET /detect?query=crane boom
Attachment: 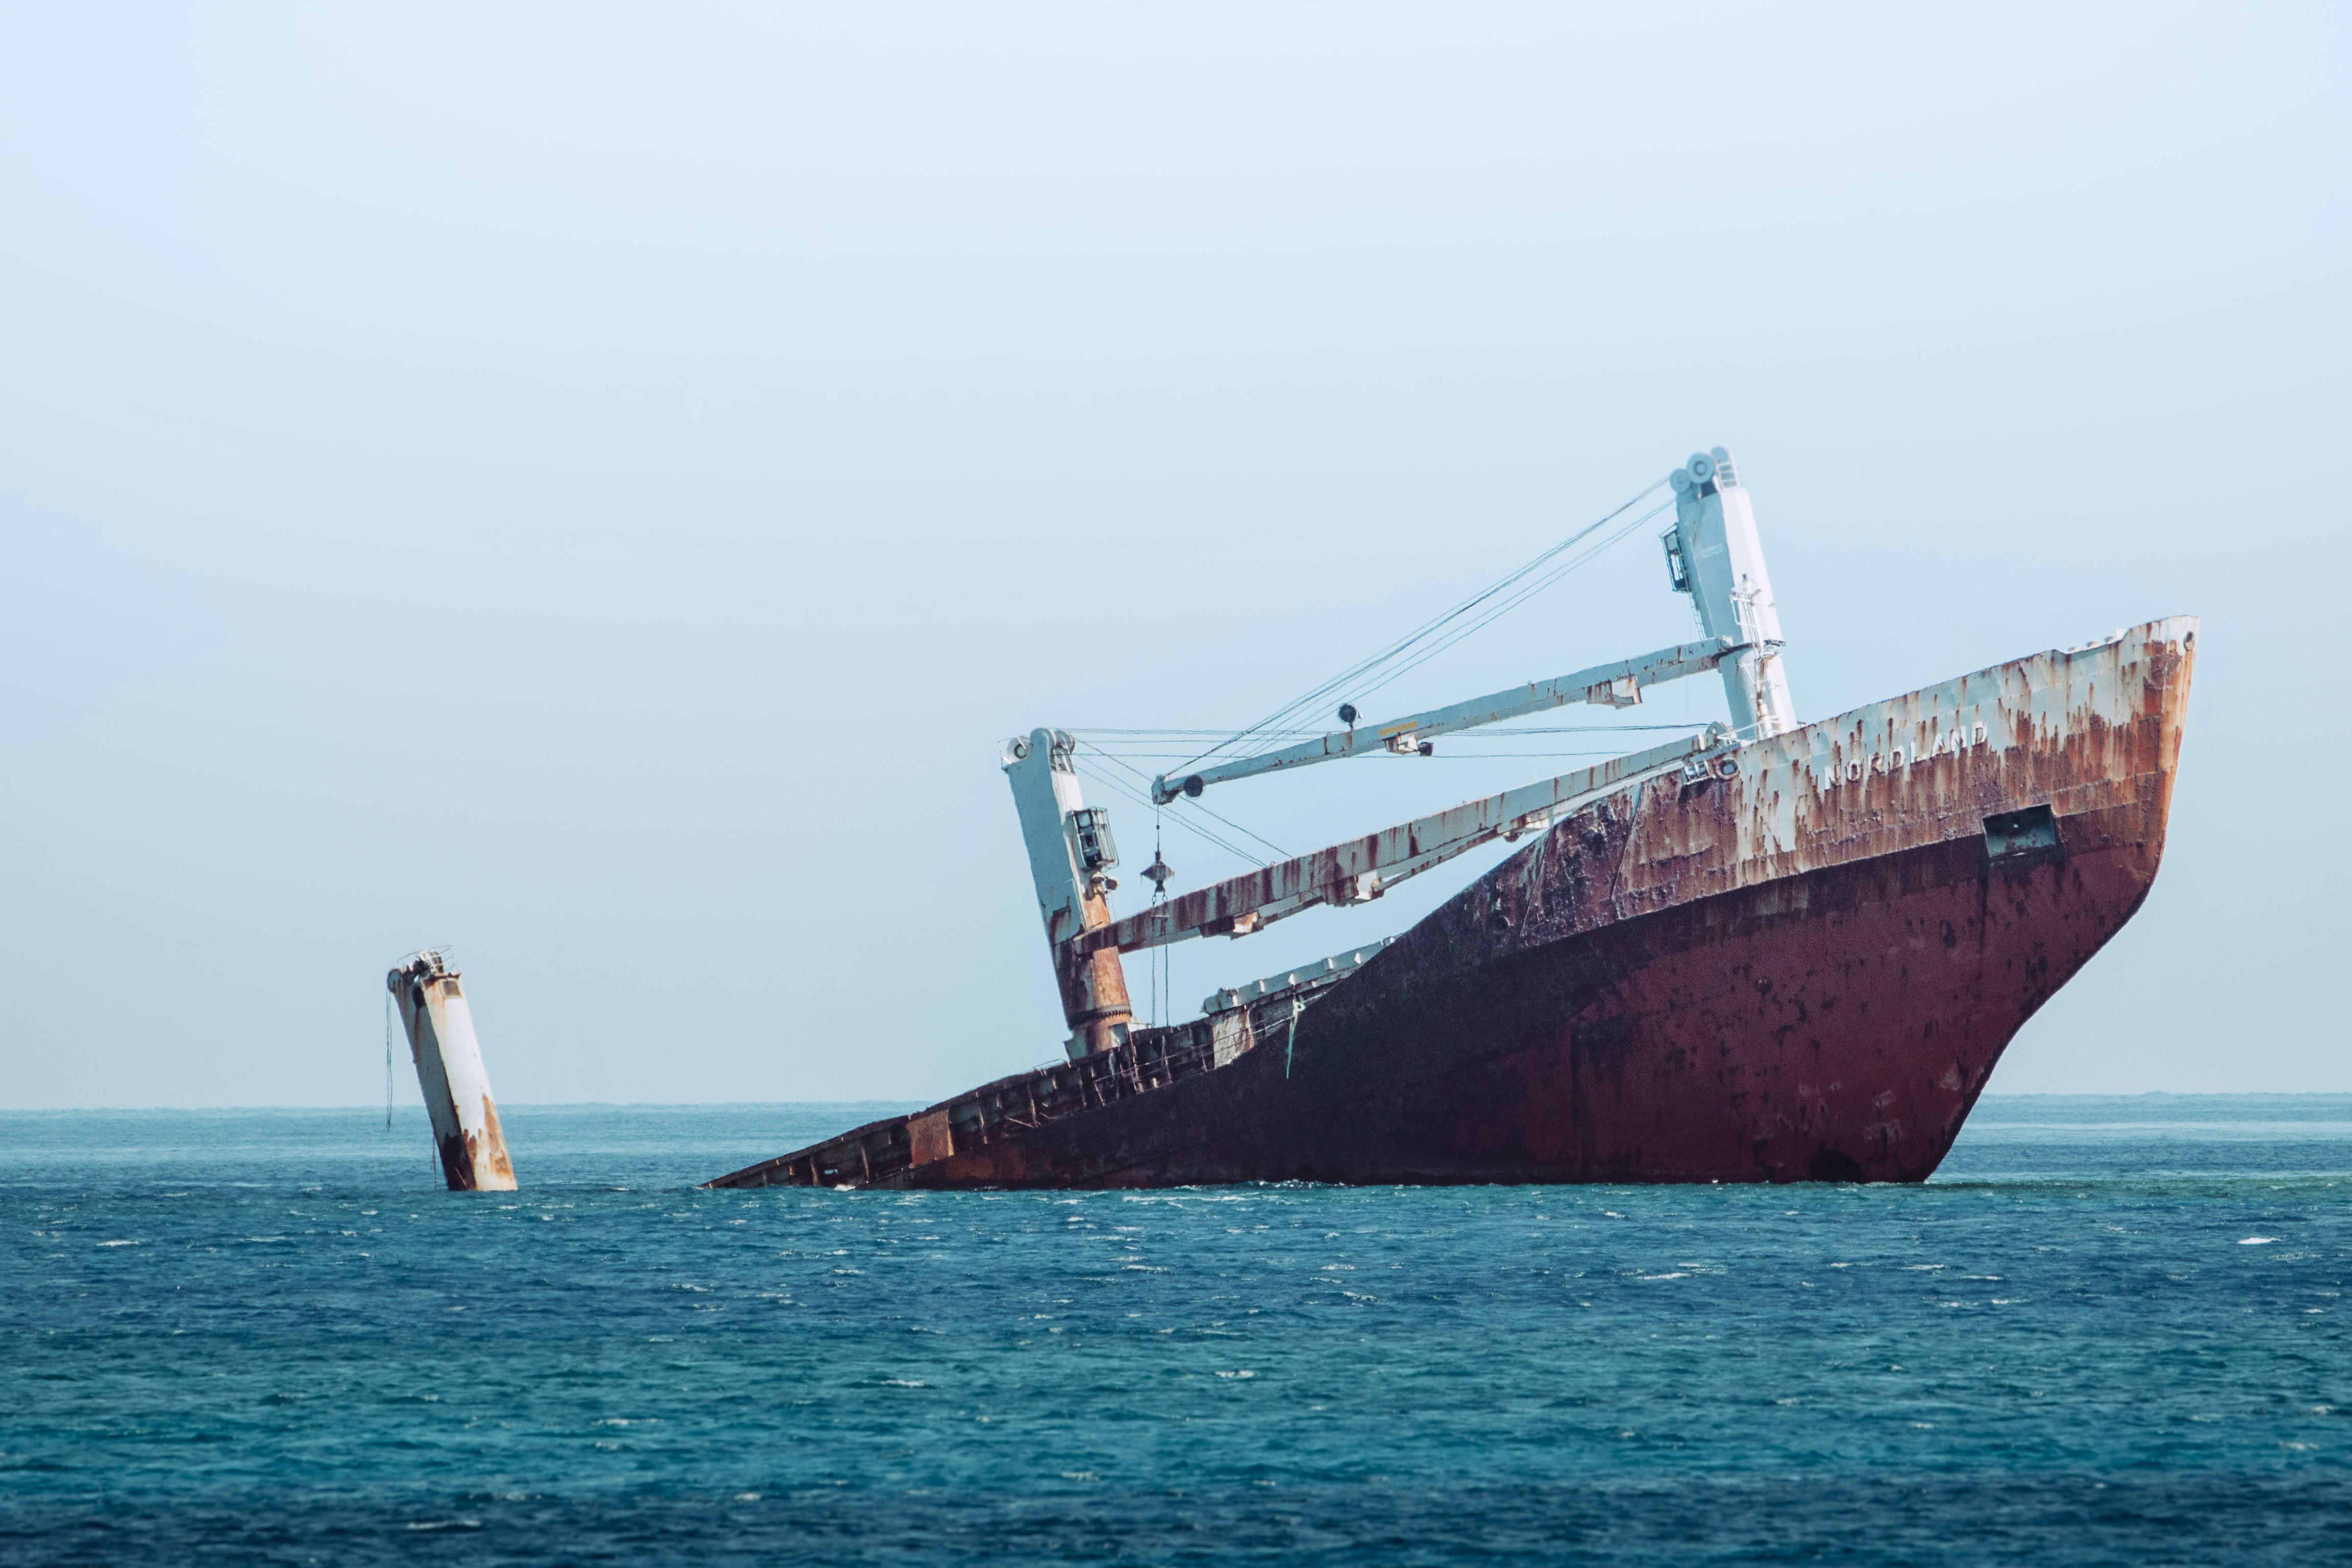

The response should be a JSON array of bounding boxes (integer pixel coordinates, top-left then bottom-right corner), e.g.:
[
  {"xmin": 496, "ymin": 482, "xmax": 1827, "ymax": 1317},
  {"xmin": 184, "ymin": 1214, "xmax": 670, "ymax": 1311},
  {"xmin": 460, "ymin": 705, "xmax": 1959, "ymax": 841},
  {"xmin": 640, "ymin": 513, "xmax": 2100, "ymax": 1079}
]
[
  {"xmin": 1003, "ymin": 442, "xmax": 1797, "ymax": 1062},
  {"xmin": 1150, "ymin": 637, "xmax": 1733, "ymax": 803},
  {"xmin": 1099, "ymin": 728, "xmax": 1736, "ymax": 956}
]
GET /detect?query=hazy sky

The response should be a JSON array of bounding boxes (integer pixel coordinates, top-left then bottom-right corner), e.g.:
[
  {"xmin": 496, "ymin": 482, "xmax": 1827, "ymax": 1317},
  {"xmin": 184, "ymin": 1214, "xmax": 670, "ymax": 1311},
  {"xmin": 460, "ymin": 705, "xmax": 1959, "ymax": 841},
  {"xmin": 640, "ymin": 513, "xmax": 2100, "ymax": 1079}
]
[{"xmin": 3, "ymin": 4, "xmax": 2345, "ymax": 1108}]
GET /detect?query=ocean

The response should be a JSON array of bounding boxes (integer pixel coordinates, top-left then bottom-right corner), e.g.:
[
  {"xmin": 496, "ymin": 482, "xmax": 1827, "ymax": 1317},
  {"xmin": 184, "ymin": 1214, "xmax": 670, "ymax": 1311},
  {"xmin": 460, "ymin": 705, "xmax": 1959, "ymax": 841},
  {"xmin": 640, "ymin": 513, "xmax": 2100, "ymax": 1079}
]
[{"xmin": 2, "ymin": 1097, "xmax": 2346, "ymax": 1565}]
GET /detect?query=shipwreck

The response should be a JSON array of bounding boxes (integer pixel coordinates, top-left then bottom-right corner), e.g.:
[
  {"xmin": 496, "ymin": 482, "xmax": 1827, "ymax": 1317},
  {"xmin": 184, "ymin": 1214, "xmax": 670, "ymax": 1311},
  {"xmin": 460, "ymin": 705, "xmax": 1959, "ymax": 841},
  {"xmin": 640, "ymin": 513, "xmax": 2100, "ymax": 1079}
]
[{"xmin": 711, "ymin": 447, "xmax": 2195, "ymax": 1188}]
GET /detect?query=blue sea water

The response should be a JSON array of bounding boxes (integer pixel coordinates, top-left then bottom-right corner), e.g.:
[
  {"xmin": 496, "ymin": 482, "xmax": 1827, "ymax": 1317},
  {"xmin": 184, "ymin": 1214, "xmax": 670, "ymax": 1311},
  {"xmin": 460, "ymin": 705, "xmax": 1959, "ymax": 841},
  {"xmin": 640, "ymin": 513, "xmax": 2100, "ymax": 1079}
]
[{"xmin": 2, "ymin": 1098, "xmax": 2347, "ymax": 1566}]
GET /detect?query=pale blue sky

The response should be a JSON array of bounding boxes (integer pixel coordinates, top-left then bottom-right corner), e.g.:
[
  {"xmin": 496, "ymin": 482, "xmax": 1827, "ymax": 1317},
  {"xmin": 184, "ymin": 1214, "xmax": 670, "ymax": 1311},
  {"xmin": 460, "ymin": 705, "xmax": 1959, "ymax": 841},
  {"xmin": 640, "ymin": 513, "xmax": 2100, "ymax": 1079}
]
[{"xmin": 2, "ymin": 4, "xmax": 2344, "ymax": 1107}]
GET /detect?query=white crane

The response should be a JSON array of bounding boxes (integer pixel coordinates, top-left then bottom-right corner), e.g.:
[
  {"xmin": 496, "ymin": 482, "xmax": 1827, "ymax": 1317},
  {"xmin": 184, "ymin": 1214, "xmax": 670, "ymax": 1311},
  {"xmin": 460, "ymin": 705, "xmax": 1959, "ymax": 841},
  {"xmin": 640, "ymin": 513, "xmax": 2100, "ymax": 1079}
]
[{"xmin": 1002, "ymin": 446, "xmax": 1795, "ymax": 1061}]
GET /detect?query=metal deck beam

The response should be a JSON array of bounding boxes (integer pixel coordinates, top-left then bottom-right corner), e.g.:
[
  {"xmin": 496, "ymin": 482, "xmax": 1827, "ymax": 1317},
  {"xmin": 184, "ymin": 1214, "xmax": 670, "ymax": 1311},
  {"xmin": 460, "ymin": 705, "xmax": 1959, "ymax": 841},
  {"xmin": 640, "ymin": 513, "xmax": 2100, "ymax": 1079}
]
[{"xmin": 1091, "ymin": 730, "xmax": 1735, "ymax": 957}]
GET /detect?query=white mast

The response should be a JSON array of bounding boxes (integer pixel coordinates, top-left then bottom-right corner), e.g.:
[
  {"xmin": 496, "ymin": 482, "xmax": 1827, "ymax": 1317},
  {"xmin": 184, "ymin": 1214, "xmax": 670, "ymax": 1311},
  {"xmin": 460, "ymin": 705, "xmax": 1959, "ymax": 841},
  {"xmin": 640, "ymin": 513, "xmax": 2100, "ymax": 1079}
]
[
  {"xmin": 1001, "ymin": 729, "xmax": 1136, "ymax": 1060},
  {"xmin": 1667, "ymin": 447, "xmax": 1796, "ymax": 740},
  {"xmin": 387, "ymin": 948, "xmax": 517, "ymax": 1192}
]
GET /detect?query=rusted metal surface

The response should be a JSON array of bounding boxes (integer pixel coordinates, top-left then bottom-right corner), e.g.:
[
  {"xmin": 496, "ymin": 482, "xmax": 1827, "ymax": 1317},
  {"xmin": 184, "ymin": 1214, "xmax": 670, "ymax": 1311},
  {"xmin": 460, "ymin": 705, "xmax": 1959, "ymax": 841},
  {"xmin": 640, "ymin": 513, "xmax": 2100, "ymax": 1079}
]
[
  {"xmin": 1059, "ymin": 884, "xmax": 1136, "ymax": 1058},
  {"xmin": 711, "ymin": 617, "xmax": 2195, "ymax": 1189},
  {"xmin": 387, "ymin": 950, "xmax": 517, "ymax": 1192},
  {"xmin": 704, "ymin": 993, "xmax": 1303, "ymax": 1189}
]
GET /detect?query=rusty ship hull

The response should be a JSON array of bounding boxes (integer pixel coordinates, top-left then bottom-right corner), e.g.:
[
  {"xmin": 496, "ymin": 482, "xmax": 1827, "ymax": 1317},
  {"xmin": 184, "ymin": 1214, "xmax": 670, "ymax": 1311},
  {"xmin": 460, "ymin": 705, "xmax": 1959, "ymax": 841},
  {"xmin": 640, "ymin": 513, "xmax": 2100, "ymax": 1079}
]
[{"xmin": 712, "ymin": 616, "xmax": 2195, "ymax": 1190}]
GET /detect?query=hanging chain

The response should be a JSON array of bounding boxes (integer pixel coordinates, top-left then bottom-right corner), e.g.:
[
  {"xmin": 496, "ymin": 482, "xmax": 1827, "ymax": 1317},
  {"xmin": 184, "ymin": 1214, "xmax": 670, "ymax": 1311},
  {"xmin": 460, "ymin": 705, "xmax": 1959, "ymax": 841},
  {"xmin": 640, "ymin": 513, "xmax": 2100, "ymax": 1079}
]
[{"xmin": 1151, "ymin": 809, "xmax": 1166, "ymax": 1027}]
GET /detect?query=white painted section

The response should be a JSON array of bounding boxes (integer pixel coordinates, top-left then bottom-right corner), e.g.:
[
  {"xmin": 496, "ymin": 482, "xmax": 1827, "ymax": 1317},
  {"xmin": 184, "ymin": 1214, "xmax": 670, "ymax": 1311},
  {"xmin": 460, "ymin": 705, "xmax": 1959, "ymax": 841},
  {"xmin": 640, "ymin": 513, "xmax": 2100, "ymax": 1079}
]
[
  {"xmin": 389, "ymin": 951, "xmax": 517, "ymax": 1191},
  {"xmin": 1718, "ymin": 614, "xmax": 2198, "ymax": 871},
  {"xmin": 1671, "ymin": 447, "xmax": 1798, "ymax": 740},
  {"xmin": 1203, "ymin": 936, "xmax": 1399, "ymax": 1015},
  {"xmin": 1209, "ymin": 1011, "xmax": 1252, "ymax": 1068},
  {"xmin": 1788, "ymin": 618, "xmax": 2191, "ymax": 794},
  {"xmin": 999, "ymin": 728, "xmax": 1097, "ymax": 951}
]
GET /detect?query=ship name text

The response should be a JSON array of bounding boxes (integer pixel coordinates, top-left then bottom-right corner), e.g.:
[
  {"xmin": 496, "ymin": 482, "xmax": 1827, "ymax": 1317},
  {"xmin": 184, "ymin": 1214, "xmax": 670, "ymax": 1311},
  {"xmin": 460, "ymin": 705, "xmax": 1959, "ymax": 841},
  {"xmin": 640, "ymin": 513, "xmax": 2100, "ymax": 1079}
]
[{"xmin": 1822, "ymin": 721, "xmax": 1990, "ymax": 788}]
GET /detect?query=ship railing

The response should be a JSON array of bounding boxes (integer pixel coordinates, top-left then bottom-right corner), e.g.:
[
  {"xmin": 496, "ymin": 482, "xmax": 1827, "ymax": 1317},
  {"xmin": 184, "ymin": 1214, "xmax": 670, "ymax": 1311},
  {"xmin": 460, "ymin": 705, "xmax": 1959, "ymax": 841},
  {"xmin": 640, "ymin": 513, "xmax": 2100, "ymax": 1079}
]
[{"xmin": 712, "ymin": 988, "xmax": 1326, "ymax": 1188}]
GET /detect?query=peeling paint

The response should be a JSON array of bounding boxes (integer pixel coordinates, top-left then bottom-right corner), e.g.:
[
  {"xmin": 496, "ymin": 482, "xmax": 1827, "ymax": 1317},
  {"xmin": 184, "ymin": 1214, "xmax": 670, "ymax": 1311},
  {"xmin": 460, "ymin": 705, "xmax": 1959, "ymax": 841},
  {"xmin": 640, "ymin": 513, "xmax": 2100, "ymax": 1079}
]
[
  {"xmin": 709, "ymin": 617, "xmax": 2195, "ymax": 1190},
  {"xmin": 388, "ymin": 950, "xmax": 517, "ymax": 1192}
]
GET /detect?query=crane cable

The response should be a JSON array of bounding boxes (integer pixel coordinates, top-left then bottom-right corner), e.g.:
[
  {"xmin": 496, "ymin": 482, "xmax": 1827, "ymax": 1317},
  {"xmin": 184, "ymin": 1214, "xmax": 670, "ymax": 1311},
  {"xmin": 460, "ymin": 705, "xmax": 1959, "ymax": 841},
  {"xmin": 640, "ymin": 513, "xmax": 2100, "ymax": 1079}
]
[
  {"xmin": 1088, "ymin": 748, "xmax": 1289, "ymax": 860},
  {"xmin": 1345, "ymin": 499, "xmax": 1670, "ymax": 708},
  {"xmin": 1072, "ymin": 759, "xmax": 1264, "ymax": 866},
  {"xmin": 1149, "ymin": 809, "xmax": 1168, "ymax": 1028},
  {"xmin": 1168, "ymin": 476, "xmax": 1669, "ymax": 778}
]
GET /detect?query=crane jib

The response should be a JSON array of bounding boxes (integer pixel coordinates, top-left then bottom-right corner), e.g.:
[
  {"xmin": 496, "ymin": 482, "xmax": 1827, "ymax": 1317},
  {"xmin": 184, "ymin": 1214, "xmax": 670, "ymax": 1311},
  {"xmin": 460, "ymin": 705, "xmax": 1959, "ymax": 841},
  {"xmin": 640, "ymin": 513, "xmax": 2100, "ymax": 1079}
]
[{"xmin": 1081, "ymin": 730, "xmax": 1738, "ymax": 958}]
